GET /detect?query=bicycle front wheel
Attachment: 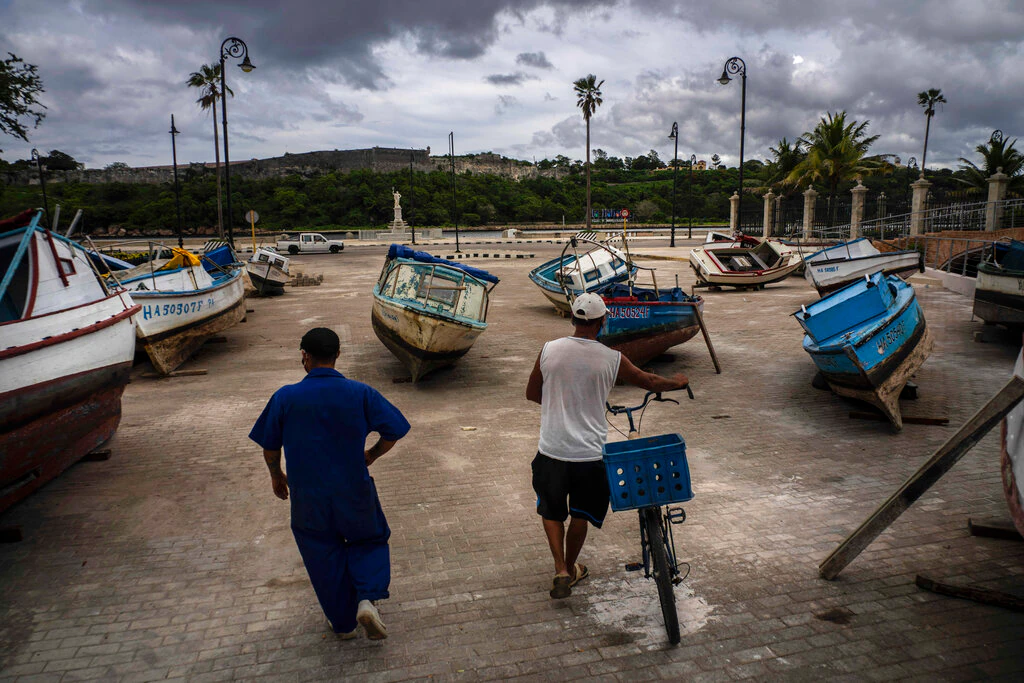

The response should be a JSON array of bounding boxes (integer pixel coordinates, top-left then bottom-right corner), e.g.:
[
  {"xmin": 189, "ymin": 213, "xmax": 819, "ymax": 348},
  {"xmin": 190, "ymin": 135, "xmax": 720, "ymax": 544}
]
[{"xmin": 642, "ymin": 506, "xmax": 680, "ymax": 644}]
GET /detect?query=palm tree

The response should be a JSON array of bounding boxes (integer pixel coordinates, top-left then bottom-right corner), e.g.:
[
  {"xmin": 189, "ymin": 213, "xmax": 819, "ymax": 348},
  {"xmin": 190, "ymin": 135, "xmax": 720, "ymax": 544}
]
[
  {"xmin": 187, "ymin": 63, "xmax": 233, "ymax": 239},
  {"xmin": 917, "ymin": 88, "xmax": 946, "ymax": 173},
  {"xmin": 957, "ymin": 135, "xmax": 1024, "ymax": 196},
  {"xmin": 766, "ymin": 137, "xmax": 806, "ymax": 194},
  {"xmin": 573, "ymin": 74, "xmax": 604, "ymax": 230},
  {"xmin": 785, "ymin": 111, "xmax": 885, "ymax": 222}
]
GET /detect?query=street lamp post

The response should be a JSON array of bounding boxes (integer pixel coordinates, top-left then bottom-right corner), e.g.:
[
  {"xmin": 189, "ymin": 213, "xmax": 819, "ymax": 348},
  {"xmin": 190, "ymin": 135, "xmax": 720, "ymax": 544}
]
[
  {"xmin": 169, "ymin": 115, "xmax": 183, "ymax": 248},
  {"xmin": 30, "ymin": 149, "xmax": 49, "ymax": 228},
  {"xmin": 718, "ymin": 57, "xmax": 747, "ymax": 233},
  {"xmin": 688, "ymin": 154, "xmax": 697, "ymax": 239},
  {"xmin": 219, "ymin": 36, "xmax": 255, "ymax": 249},
  {"xmin": 668, "ymin": 122, "xmax": 679, "ymax": 247},
  {"xmin": 449, "ymin": 132, "xmax": 460, "ymax": 253},
  {"xmin": 408, "ymin": 149, "xmax": 416, "ymax": 245}
]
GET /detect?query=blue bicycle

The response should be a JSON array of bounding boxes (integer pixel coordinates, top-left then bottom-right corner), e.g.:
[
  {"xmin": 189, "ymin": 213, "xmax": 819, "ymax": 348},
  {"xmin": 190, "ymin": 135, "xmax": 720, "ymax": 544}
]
[{"xmin": 603, "ymin": 387, "xmax": 694, "ymax": 645}]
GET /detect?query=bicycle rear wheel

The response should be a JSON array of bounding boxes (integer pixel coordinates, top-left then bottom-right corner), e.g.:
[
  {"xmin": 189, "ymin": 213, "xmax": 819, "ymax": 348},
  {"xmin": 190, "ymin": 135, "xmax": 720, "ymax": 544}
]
[{"xmin": 642, "ymin": 506, "xmax": 680, "ymax": 644}]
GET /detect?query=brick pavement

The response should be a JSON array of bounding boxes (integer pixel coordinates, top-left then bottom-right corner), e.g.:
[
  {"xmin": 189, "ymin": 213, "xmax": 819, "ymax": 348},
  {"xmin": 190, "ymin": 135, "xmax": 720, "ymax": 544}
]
[{"xmin": 1, "ymin": 240, "xmax": 1023, "ymax": 681}]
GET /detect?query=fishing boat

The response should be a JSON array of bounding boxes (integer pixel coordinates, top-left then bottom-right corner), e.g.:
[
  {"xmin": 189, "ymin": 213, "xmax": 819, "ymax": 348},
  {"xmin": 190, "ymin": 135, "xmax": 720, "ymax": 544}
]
[
  {"xmin": 803, "ymin": 238, "xmax": 924, "ymax": 295},
  {"xmin": 704, "ymin": 230, "xmax": 761, "ymax": 248},
  {"xmin": 974, "ymin": 240, "xmax": 1024, "ymax": 326},
  {"xmin": 1001, "ymin": 345, "xmax": 1024, "ymax": 537},
  {"xmin": 595, "ymin": 281, "xmax": 705, "ymax": 366},
  {"xmin": 689, "ymin": 240, "xmax": 800, "ymax": 289},
  {"xmin": 528, "ymin": 235, "xmax": 636, "ymax": 314},
  {"xmin": 246, "ymin": 248, "xmax": 290, "ymax": 296},
  {"xmin": 110, "ymin": 245, "xmax": 246, "ymax": 375},
  {"xmin": 372, "ymin": 244, "xmax": 499, "ymax": 381},
  {"xmin": 793, "ymin": 271, "xmax": 933, "ymax": 430},
  {"xmin": 0, "ymin": 209, "xmax": 140, "ymax": 513}
]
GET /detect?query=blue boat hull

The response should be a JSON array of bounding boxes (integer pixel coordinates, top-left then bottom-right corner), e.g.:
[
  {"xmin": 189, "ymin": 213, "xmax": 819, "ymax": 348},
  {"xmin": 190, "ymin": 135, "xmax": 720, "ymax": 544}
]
[
  {"xmin": 795, "ymin": 273, "xmax": 933, "ymax": 430},
  {"xmin": 598, "ymin": 286, "xmax": 704, "ymax": 366}
]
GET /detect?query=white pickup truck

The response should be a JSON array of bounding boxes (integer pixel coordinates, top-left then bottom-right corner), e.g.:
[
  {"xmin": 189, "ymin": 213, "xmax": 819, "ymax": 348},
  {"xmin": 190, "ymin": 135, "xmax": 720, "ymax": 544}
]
[{"xmin": 275, "ymin": 232, "xmax": 345, "ymax": 255}]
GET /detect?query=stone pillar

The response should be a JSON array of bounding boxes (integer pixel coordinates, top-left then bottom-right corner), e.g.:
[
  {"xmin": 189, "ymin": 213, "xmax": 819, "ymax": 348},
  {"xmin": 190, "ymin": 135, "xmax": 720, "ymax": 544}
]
[
  {"xmin": 802, "ymin": 187, "xmax": 818, "ymax": 239},
  {"xmin": 729, "ymin": 191, "xmax": 740, "ymax": 232},
  {"xmin": 986, "ymin": 167, "xmax": 1009, "ymax": 231},
  {"xmin": 850, "ymin": 179, "xmax": 868, "ymax": 240},
  {"xmin": 762, "ymin": 191, "xmax": 775, "ymax": 238},
  {"xmin": 910, "ymin": 175, "xmax": 931, "ymax": 235}
]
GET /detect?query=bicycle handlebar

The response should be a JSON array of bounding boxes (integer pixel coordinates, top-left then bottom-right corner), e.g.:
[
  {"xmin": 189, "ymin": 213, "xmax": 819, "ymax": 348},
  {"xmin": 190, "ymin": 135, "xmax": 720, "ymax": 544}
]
[{"xmin": 606, "ymin": 385, "xmax": 693, "ymax": 415}]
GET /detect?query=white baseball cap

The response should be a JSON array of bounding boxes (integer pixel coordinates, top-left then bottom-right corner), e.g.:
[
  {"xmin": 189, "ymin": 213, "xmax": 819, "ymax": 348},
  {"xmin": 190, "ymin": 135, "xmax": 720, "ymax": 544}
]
[{"xmin": 572, "ymin": 292, "xmax": 608, "ymax": 320}]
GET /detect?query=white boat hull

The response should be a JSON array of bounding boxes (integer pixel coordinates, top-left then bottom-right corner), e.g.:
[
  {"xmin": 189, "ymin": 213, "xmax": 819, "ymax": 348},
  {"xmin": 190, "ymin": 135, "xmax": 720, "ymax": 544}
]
[
  {"xmin": 805, "ymin": 252, "xmax": 923, "ymax": 294},
  {"xmin": 689, "ymin": 242, "xmax": 800, "ymax": 288},
  {"xmin": 130, "ymin": 270, "xmax": 246, "ymax": 374},
  {"xmin": 974, "ymin": 268, "xmax": 1024, "ymax": 326}
]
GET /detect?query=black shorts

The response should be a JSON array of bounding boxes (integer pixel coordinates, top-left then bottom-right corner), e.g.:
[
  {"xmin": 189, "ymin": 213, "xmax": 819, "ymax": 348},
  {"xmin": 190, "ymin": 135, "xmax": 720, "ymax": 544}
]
[{"xmin": 532, "ymin": 452, "xmax": 610, "ymax": 528}]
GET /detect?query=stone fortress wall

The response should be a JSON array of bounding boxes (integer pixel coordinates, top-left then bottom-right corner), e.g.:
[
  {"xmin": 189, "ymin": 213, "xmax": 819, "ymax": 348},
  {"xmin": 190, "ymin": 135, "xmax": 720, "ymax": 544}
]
[{"xmin": 4, "ymin": 147, "xmax": 564, "ymax": 186}]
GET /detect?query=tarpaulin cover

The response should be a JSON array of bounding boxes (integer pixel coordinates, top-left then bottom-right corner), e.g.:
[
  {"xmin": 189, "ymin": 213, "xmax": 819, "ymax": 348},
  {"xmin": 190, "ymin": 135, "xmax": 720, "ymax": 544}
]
[
  {"xmin": 387, "ymin": 243, "xmax": 499, "ymax": 284},
  {"xmin": 160, "ymin": 247, "xmax": 202, "ymax": 271}
]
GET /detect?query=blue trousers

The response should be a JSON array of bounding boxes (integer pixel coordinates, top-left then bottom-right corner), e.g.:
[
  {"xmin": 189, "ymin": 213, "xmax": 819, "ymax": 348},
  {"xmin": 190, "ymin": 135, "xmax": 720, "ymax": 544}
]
[{"xmin": 290, "ymin": 480, "xmax": 391, "ymax": 633}]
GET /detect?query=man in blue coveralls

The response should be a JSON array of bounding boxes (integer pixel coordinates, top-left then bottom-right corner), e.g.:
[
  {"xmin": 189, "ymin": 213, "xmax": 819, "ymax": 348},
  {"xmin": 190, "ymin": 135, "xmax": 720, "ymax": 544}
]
[{"xmin": 249, "ymin": 328, "xmax": 410, "ymax": 640}]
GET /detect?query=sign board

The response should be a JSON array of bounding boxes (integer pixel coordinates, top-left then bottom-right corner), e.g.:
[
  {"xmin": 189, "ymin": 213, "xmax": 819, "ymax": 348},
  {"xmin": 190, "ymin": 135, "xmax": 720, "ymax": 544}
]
[
  {"xmin": 620, "ymin": 208, "xmax": 630, "ymax": 218},
  {"xmin": 245, "ymin": 210, "xmax": 260, "ymax": 224}
]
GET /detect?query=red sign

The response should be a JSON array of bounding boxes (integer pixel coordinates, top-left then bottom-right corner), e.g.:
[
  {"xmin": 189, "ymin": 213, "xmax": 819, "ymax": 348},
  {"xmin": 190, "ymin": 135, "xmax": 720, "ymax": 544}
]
[{"xmin": 620, "ymin": 208, "xmax": 630, "ymax": 218}]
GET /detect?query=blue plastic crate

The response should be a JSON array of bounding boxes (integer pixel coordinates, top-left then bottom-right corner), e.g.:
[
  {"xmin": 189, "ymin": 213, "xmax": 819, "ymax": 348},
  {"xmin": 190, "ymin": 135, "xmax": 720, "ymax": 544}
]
[{"xmin": 602, "ymin": 433, "xmax": 693, "ymax": 512}]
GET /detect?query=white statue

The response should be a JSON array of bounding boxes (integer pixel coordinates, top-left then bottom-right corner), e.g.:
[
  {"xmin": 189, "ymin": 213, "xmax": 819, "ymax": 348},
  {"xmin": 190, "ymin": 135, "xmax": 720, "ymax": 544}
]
[{"xmin": 393, "ymin": 189, "xmax": 401, "ymax": 209}]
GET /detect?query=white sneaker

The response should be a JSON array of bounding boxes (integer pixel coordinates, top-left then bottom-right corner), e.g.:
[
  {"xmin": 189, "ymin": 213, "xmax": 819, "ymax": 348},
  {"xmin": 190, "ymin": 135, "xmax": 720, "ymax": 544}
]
[{"xmin": 356, "ymin": 600, "xmax": 387, "ymax": 640}]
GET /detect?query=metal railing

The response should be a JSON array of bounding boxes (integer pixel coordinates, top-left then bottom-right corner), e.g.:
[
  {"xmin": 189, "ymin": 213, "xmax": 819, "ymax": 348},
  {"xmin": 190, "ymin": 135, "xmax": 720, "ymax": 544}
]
[{"xmin": 777, "ymin": 198, "xmax": 1024, "ymax": 242}]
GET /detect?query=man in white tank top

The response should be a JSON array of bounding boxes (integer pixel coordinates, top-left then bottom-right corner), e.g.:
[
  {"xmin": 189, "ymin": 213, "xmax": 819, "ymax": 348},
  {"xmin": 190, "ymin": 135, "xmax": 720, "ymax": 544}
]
[{"xmin": 526, "ymin": 293, "xmax": 689, "ymax": 599}]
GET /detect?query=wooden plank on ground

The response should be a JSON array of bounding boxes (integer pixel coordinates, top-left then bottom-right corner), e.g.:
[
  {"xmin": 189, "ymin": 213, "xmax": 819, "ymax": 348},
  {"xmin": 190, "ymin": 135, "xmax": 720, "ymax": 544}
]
[
  {"xmin": 968, "ymin": 518, "xmax": 1024, "ymax": 541},
  {"xmin": 848, "ymin": 411, "xmax": 949, "ymax": 426},
  {"xmin": 916, "ymin": 575, "xmax": 1024, "ymax": 612},
  {"xmin": 141, "ymin": 369, "xmax": 209, "ymax": 379},
  {"xmin": 80, "ymin": 449, "xmax": 112, "ymax": 462},
  {"xmin": 818, "ymin": 376, "xmax": 1024, "ymax": 580}
]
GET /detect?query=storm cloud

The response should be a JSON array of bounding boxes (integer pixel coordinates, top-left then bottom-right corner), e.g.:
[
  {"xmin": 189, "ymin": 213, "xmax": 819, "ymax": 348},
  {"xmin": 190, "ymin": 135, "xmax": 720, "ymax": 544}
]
[{"xmin": 0, "ymin": 0, "xmax": 1021, "ymax": 171}]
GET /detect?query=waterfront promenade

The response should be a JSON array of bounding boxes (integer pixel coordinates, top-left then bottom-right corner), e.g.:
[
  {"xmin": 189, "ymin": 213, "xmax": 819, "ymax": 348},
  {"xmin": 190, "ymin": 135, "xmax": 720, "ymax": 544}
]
[{"xmin": 1, "ymin": 239, "xmax": 1022, "ymax": 681}]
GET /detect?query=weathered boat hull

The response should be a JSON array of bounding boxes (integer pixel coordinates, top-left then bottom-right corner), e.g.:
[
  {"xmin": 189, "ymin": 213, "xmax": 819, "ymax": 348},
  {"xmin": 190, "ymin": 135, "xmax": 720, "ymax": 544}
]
[
  {"xmin": 371, "ymin": 297, "xmax": 483, "ymax": 381},
  {"xmin": 689, "ymin": 242, "xmax": 800, "ymax": 288},
  {"xmin": 805, "ymin": 252, "xmax": 924, "ymax": 295},
  {"xmin": 0, "ymin": 291, "xmax": 139, "ymax": 514},
  {"xmin": 246, "ymin": 262, "xmax": 288, "ymax": 296},
  {"xmin": 796, "ymin": 273, "xmax": 932, "ymax": 430},
  {"xmin": 132, "ymin": 270, "xmax": 246, "ymax": 375},
  {"xmin": 598, "ymin": 293, "xmax": 704, "ymax": 366},
  {"xmin": 1000, "ymin": 347, "xmax": 1024, "ymax": 537},
  {"xmin": 974, "ymin": 267, "xmax": 1024, "ymax": 326},
  {"xmin": 0, "ymin": 369, "xmax": 130, "ymax": 513}
]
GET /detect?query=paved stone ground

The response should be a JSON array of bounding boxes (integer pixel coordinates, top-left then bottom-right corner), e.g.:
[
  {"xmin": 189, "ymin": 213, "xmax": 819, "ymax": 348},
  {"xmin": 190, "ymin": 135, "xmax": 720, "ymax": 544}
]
[{"xmin": 2, "ymin": 239, "xmax": 1023, "ymax": 682}]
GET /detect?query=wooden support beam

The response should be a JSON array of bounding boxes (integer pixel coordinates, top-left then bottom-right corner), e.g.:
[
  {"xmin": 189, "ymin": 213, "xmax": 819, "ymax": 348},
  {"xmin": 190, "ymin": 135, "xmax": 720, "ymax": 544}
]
[
  {"xmin": 968, "ymin": 518, "xmax": 1023, "ymax": 541},
  {"xmin": 916, "ymin": 575, "xmax": 1024, "ymax": 612},
  {"xmin": 819, "ymin": 376, "xmax": 1024, "ymax": 580},
  {"xmin": 692, "ymin": 305, "xmax": 722, "ymax": 374}
]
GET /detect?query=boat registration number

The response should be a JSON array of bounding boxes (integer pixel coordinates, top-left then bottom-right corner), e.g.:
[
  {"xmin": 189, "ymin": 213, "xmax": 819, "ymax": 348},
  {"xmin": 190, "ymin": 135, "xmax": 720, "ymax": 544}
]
[
  {"xmin": 141, "ymin": 298, "xmax": 216, "ymax": 320},
  {"xmin": 607, "ymin": 305, "xmax": 650, "ymax": 319},
  {"xmin": 817, "ymin": 265, "xmax": 840, "ymax": 273},
  {"xmin": 875, "ymin": 320, "xmax": 906, "ymax": 355}
]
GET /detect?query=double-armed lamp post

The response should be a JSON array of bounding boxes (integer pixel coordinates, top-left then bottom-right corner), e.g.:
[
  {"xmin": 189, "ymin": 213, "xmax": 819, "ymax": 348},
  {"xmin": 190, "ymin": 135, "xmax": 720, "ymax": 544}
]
[
  {"xmin": 219, "ymin": 36, "xmax": 255, "ymax": 248},
  {"xmin": 718, "ymin": 57, "xmax": 747, "ymax": 232},
  {"xmin": 668, "ymin": 122, "xmax": 679, "ymax": 247}
]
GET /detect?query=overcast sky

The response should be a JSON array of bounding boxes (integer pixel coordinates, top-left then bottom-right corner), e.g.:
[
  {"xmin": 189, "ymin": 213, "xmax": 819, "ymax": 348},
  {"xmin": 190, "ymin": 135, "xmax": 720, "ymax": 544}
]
[{"xmin": 2, "ymin": 0, "xmax": 1023, "ymax": 172}]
